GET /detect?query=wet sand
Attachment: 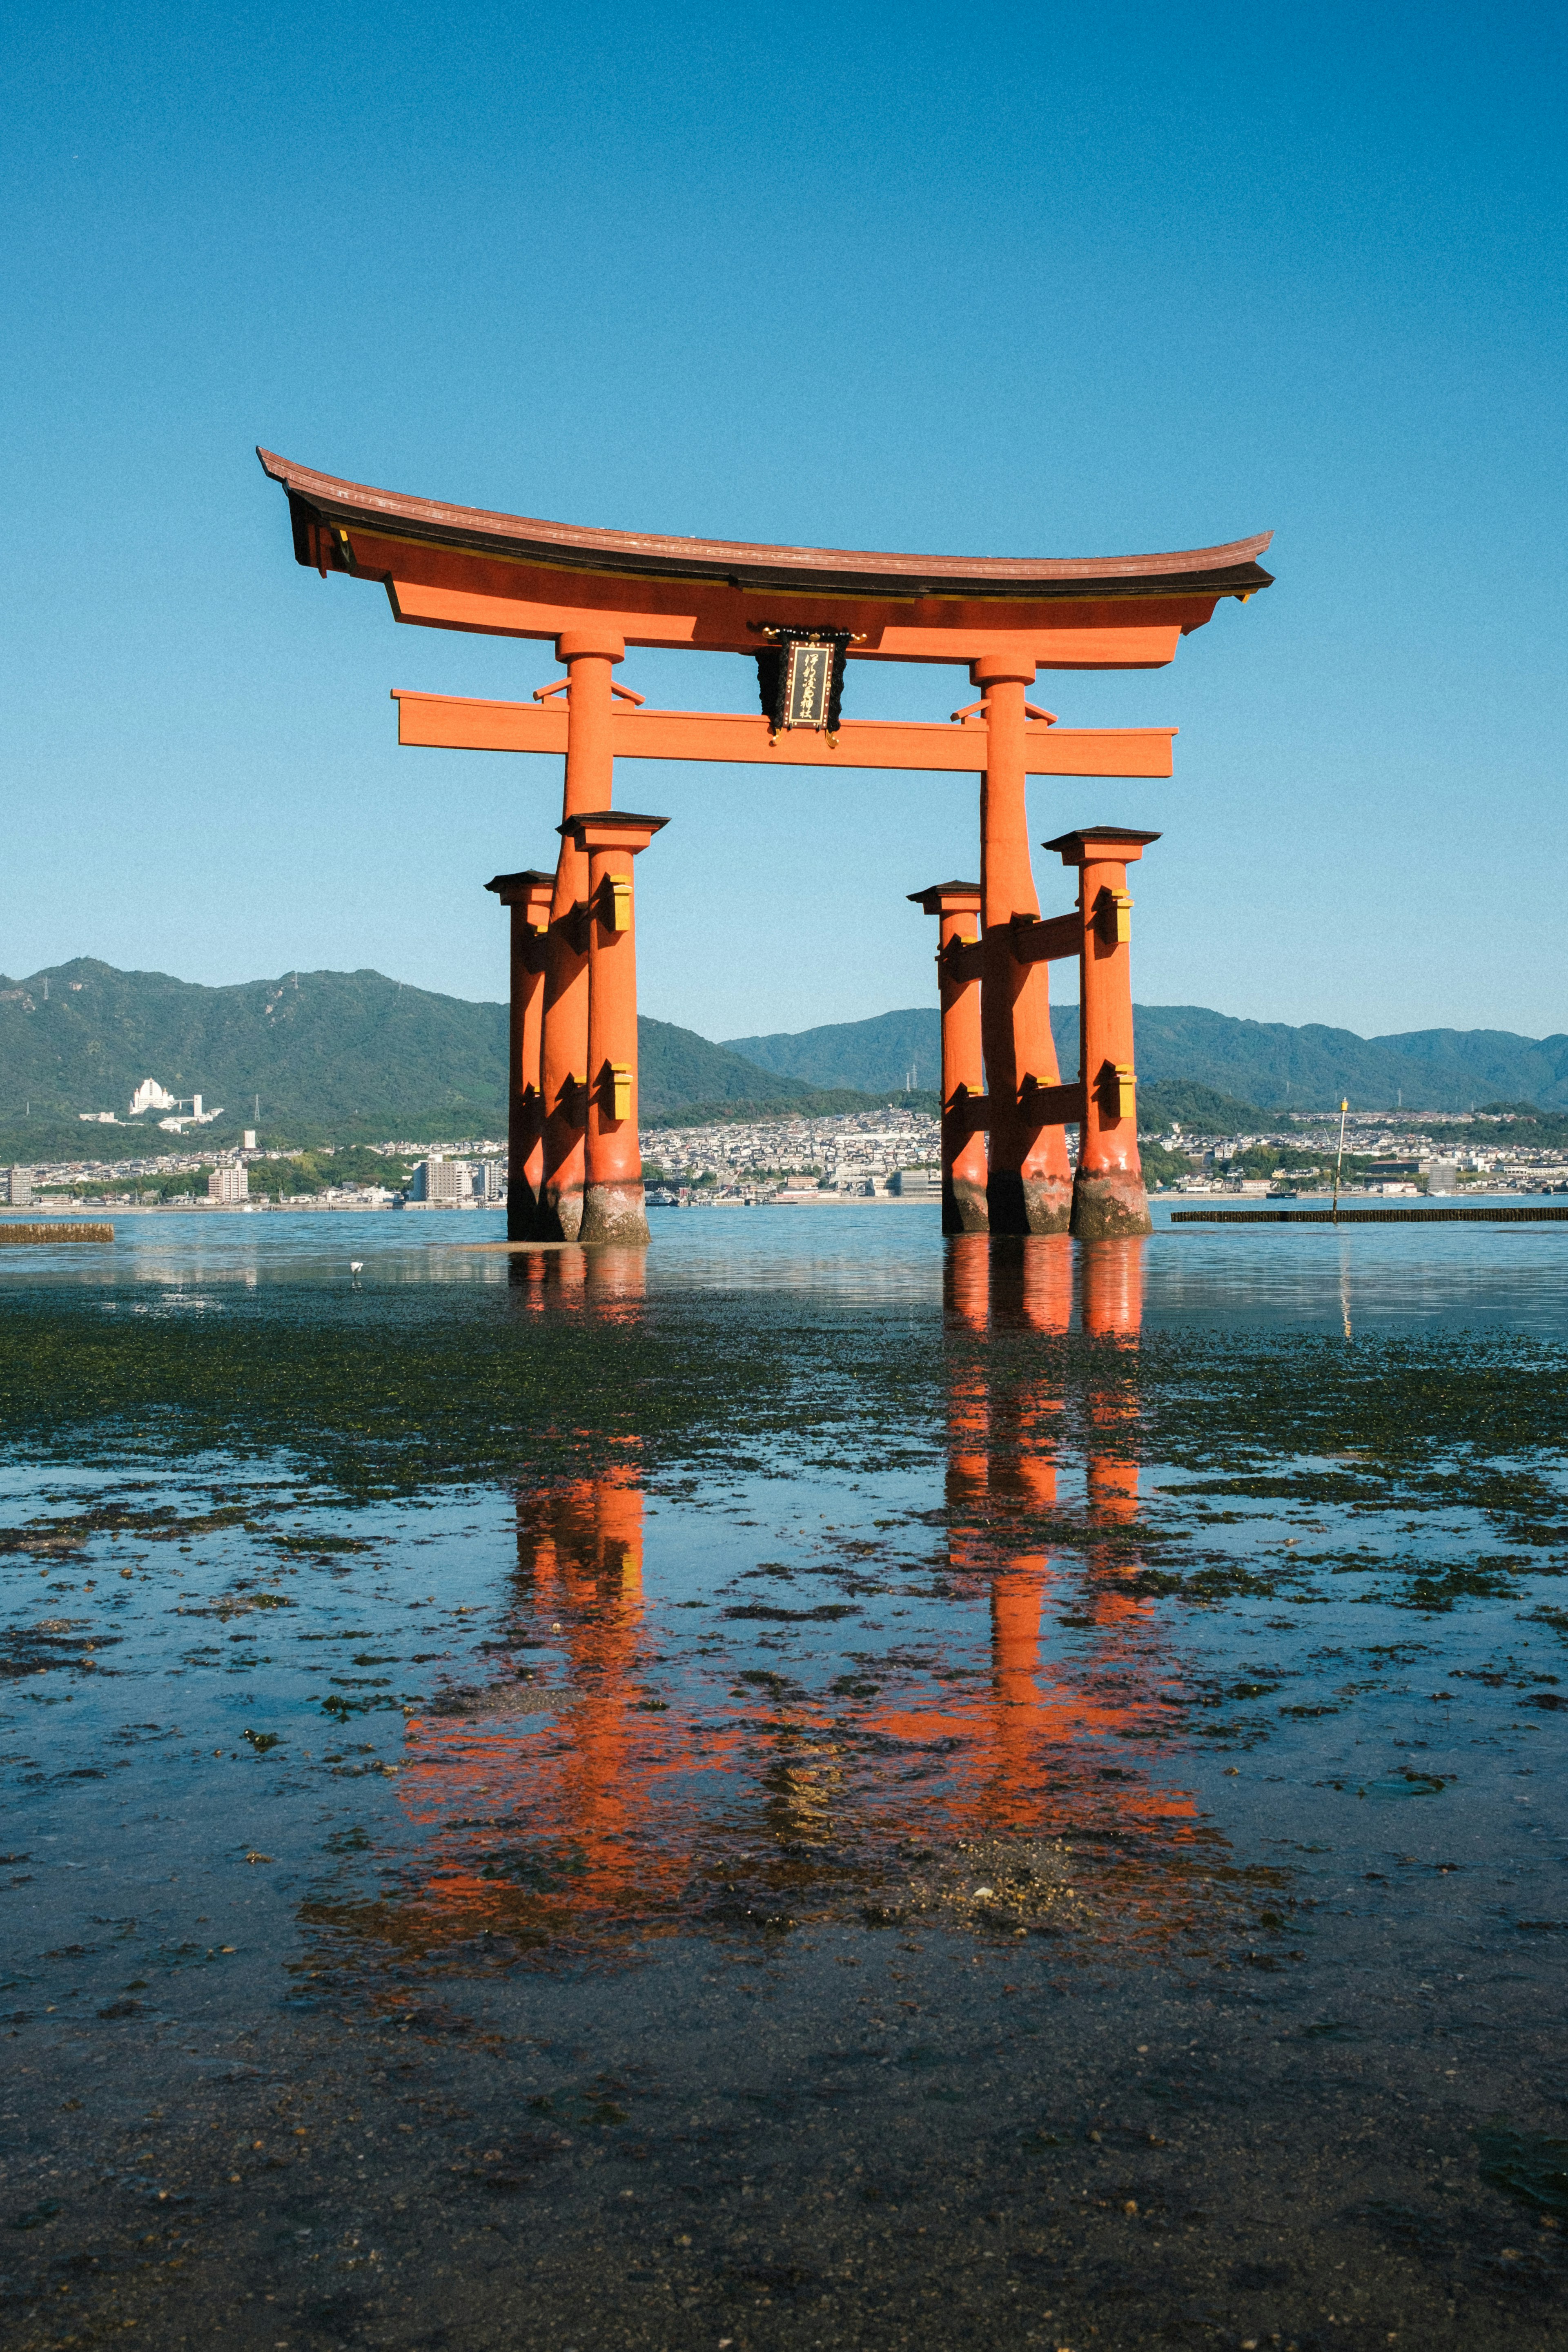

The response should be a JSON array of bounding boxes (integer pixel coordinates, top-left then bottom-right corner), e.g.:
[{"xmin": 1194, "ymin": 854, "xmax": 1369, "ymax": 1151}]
[{"xmin": 2, "ymin": 1206, "xmax": 1566, "ymax": 2347}]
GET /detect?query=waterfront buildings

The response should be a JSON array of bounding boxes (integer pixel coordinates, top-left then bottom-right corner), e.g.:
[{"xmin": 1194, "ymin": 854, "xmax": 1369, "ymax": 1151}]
[
  {"xmin": 406, "ymin": 1155, "xmax": 506, "ymax": 1205},
  {"xmin": 409, "ymin": 1154, "xmax": 470, "ymax": 1205}
]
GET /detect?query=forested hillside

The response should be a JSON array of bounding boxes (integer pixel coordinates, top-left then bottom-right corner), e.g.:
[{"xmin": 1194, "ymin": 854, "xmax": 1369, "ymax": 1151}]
[
  {"xmin": 729, "ymin": 1004, "xmax": 1568, "ymax": 1111},
  {"xmin": 2, "ymin": 956, "xmax": 1561, "ymax": 1169}
]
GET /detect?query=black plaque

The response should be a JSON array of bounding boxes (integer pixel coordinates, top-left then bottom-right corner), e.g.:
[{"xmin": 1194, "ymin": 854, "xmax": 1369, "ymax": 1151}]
[
  {"xmin": 783, "ymin": 637, "xmax": 833, "ymax": 727},
  {"xmin": 754, "ymin": 628, "xmax": 851, "ymax": 733}
]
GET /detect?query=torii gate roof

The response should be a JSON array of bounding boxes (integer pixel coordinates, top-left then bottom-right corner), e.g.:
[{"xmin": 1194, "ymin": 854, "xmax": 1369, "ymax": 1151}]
[{"xmin": 258, "ymin": 448, "xmax": 1273, "ymax": 668}]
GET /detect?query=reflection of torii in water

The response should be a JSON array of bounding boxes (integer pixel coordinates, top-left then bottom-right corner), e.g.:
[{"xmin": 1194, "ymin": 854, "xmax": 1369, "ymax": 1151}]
[
  {"xmin": 866, "ymin": 1236, "xmax": 1196, "ymax": 1850},
  {"xmin": 390, "ymin": 1240, "xmax": 1209, "ymax": 1949}
]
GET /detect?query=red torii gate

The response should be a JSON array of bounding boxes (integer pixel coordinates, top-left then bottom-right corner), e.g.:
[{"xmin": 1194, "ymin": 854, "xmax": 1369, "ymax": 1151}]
[{"xmin": 258, "ymin": 450, "xmax": 1272, "ymax": 1243}]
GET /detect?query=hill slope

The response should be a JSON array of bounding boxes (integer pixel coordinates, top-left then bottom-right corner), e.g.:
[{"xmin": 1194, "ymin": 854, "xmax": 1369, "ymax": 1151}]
[
  {"xmin": 729, "ymin": 1004, "xmax": 1568, "ymax": 1111},
  {"xmin": 6, "ymin": 960, "xmax": 1564, "ymax": 1160},
  {"xmin": 0, "ymin": 962, "xmax": 872, "ymax": 1154},
  {"xmin": 724, "ymin": 1010, "xmax": 943, "ymax": 1094},
  {"xmin": 636, "ymin": 1017, "xmax": 809, "ymax": 1119},
  {"xmin": 0, "ymin": 960, "xmax": 508, "ymax": 1136}
]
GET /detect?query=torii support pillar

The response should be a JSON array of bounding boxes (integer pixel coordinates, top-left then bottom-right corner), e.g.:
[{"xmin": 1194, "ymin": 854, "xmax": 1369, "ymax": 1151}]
[
  {"xmin": 541, "ymin": 628, "xmax": 626, "ymax": 1241},
  {"xmin": 561, "ymin": 809, "xmax": 668, "ymax": 1247},
  {"xmin": 1047, "ymin": 827, "xmax": 1159, "ymax": 1239},
  {"xmin": 908, "ymin": 880, "xmax": 989, "ymax": 1234},
  {"xmin": 974, "ymin": 655, "xmax": 1073, "ymax": 1235},
  {"xmin": 484, "ymin": 869, "xmax": 555, "ymax": 1239}
]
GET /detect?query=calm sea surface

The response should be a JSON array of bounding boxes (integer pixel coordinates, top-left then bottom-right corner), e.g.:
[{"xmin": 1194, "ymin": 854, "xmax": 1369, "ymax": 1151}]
[{"xmin": 3, "ymin": 1204, "xmax": 1566, "ymax": 2349}]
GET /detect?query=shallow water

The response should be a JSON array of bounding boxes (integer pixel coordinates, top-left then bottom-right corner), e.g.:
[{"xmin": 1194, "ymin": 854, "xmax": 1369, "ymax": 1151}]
[{"xmin": 3, "ymin": 1208, "xmax": 1566, "ymax": 2348}]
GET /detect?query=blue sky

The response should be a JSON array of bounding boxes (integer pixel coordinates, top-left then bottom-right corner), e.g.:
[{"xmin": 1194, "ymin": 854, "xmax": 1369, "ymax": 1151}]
[{"xmin": 3, "ymin": 1, "xmax": 1563, "ymax": 1040}]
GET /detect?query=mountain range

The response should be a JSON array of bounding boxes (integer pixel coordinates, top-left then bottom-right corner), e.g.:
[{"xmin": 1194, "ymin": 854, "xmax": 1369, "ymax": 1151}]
[
  {"xmin": 728, "ymin": 1005, "xmax": 1568, "ymax": 1113},
  {"xmin": 1, "ymin": 958, "xmax": 1563, "ymax": 1163},
  {"xmin": 0, "ymin": 961, "xmax": 891, "ymax": 1157}
]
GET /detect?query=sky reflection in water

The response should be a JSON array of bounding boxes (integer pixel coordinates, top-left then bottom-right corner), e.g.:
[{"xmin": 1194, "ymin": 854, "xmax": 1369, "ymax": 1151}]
[{"xmin": 6, "ymin": 1209, "xmax": 1568, "ymax": 2345}]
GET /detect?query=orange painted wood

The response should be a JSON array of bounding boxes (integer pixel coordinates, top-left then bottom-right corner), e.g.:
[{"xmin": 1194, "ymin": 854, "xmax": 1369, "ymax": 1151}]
[
  {"xmin": 485, "ymin": 872, "xmax": 555, "ymax": 1230},
  {"xmin": 385, "ymin": 572, "xmax": 1188, "ymax": 669},
  {"xmin": 910, "ymin": 882, "xmax": 989, "ymax": 1230},
  {"xmin": 1009, "ymin": 912, "xmax": 1082, "ymax": 964},
  {"xmin": 539, "ymin": 649, "xmax": 622, "ymax": 1235},
  {"xmin": 975, "ymin": 667, "xmax": 1071, "ymax": 1226},
  {"xmin": 391, "ymin": 692, "xmax": 1176, "ymax": 777},
  {"xmin": 1046, "ymin": 829, "xmax": 1157, "ymax": 1193},
  {"xmin": 1019, "ymin": 1082, "xmax": 1086, "ymax": 1125}
]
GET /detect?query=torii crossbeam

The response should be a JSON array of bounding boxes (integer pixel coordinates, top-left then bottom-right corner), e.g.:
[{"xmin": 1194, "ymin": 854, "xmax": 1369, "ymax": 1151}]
[{"xmin": 259, "ymin": 450, "xmax": 1272, "ymax": 1243}]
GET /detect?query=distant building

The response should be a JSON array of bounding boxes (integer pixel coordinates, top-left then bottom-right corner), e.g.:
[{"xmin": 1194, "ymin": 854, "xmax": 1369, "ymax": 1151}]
[
  {"xmin": 475, "ymin": 1160, "xmax": 505, "ymax": 1201},
  {"xmin": 890, "ymin": 1168, "xmax": 940, "ymax": 1197},
  {"xmin": 409, "ymin": 1155, "xmax": 468, "ymax": 1203},
  {"xmin": 4, "ymin": 1167, "xmax": 33, "ymax": 1207},
  {"xmin": 130, "ymin": 1078, "xmax": 178, "ymax": 1115},
  {"xmin": 207, "ymin": 1165, "xmax": 249, "ymax": 1203}
]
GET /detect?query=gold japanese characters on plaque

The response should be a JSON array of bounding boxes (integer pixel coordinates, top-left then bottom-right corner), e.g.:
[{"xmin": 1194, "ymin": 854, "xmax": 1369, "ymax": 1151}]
[{"xmin": 754, "ymin": 626, "xmax": 853, "ymax": 739}]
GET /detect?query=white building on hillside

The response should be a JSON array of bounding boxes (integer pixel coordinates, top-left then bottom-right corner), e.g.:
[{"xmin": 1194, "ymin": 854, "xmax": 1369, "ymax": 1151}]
[{"xmin": 410, "ymin": 1155, "xmax": 470, "ymax": 1203}]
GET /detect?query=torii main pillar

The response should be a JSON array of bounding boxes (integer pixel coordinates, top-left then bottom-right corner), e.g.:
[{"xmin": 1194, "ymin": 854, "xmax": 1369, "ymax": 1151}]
[
  {"xmin": 974, "ymin": 654, "xmax": 1072, "ymax": 1235},
  {"xmin": 540, "ymin": 628, "xmax": 628, "ymax": 1241}
]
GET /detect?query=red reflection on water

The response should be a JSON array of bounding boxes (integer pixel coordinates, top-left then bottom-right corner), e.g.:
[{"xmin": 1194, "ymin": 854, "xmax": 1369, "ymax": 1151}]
[{"xmin": 388, "ymin": 1234, "xmax": 1204, "ymax": 1947}]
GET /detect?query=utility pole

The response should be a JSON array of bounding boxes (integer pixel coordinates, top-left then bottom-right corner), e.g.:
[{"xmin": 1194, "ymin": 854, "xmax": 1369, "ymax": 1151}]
[{"xmin": 1332, "ymin": 1099, "xmax": 1349, "ymax": 1224}]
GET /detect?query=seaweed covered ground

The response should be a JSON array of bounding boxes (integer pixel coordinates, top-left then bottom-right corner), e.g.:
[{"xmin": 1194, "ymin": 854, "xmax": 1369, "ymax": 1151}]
[{"xmin": 2, "ymin": 1209, "xmax": 1566, "ymax": 2348}]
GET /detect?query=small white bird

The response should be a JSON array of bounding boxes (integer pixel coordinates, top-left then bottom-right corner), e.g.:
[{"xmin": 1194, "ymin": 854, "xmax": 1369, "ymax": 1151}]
[{"xmin": 350, "ymin": 1260, "xmax": 364, "ymax": 1276}]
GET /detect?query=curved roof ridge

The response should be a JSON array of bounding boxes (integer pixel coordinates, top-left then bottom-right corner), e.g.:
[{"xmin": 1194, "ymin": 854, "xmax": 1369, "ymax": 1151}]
[{"xmin": 257, "ymin": 448, "xmax": 1274, "ymax": 601}]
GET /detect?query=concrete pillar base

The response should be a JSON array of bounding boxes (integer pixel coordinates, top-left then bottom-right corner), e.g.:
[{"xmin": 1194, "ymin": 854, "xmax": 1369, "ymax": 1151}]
[
  {"xmin": 1022, "ymin": 1174, "xmax": 1074, "ymax": 1234},
  {"xmin": 943, "ymin": 1176, "xmax": 989, "ymax": 1235},
  {"xmin": 579, "ymin": 1181, "xmax": 650, "ymax": 1247},
  {"xmin": 1070, "ymin": 1171, "xmax": 1152, "ymax": 1238},
  {"xmin": 987, "ymin": 1172, "xmax": 1073, "ymax": 1235}
]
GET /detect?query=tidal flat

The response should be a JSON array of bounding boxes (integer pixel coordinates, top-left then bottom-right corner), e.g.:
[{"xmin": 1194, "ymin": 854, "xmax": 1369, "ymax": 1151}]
[{"xmin": 2, "ymin": 1205, "xmax": 1567, "ymax": 2350}]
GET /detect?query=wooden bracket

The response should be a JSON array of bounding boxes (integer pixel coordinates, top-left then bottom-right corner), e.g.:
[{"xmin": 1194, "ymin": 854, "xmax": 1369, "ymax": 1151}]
[
  {"xmin": 1094, "ymin": 886, "xmax": 1134, "ymax": 945},
  {"xmin": 939, "ymin": 936, "xmax": 984, "ymax": 982},
  {"xmin": 1096, "ymin": 1062, "xmax": 1137, "ymax": 1120},
  {"xmin": 1018, "ymin": 1077, "xmax": 1086, "ymax": 1125},
  {"xmin": 1009, "ymin": 911, "xmax": 1081, "ymax": 965},
  {"xmin": 946, "ymin": 1087, "xmax": 990, "ymax": 1131}
]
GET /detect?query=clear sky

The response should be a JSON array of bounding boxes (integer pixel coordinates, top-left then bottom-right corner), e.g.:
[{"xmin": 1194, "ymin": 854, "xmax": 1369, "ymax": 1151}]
[{"xmin": 3, "ymin": 2, "xmax": 1563, "ymax": 1041}]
